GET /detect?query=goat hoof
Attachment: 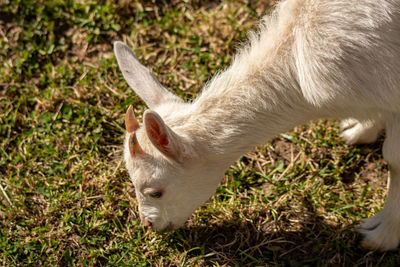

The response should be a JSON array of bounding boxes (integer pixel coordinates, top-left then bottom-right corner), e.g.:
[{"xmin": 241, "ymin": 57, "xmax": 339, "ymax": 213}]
[
  {"xmin": 358, "ymin": 214, "xmax": 400, "ymax": 251},
  {"xmin": 340, "ymin": 119, "xmax": 380, "ymax": 145}
]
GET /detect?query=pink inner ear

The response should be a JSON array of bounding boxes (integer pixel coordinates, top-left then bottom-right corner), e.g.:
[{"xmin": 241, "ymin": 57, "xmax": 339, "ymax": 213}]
[{"xmin": 148, "ymin": 118, "xmax": 169, "ymax": 151}]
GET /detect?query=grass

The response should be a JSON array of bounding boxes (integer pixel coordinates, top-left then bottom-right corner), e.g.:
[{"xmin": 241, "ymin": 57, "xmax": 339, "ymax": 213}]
[{"xmin": 1, "ymin": 0, "xmax": 399, "ymax": 265}]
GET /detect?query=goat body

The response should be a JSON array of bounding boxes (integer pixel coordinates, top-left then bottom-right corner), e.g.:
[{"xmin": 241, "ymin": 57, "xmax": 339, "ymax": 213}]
[{"xmin": 114, "ymin": 0, "xmax": 400, "ymax": 251}]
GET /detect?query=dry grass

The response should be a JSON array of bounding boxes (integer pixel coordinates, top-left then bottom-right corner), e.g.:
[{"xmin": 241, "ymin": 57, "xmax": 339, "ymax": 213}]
[{"xmin": 1, "ymin": 0, "xmax": 399, "ymax": 265}]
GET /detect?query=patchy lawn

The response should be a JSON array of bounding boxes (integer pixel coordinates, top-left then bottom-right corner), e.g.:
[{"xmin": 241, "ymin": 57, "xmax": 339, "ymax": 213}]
[{"xmin": 1, "ymin": 0, "xmax": 399, "ymax": 265}]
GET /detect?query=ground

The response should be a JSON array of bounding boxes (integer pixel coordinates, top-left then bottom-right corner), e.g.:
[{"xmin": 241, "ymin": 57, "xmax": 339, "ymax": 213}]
[{"xmin": 1, "ymin": 0, "xmax": 399, "ymax": 265}]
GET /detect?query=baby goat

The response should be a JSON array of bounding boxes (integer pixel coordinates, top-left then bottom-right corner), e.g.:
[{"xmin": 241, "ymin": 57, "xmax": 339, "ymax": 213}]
[{"xmin": 114, "ymin": 0, "xmax": 400, "ymax": 251}]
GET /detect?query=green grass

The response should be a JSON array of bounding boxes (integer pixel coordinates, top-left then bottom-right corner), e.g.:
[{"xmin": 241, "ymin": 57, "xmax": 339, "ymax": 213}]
[{"xmin": 1, "ymin": 0, "xmax": 399, "ymax": 265}]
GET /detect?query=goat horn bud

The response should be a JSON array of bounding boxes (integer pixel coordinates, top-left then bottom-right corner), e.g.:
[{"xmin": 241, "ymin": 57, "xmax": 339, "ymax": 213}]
[
  {"xmin": 125, "ymin": 105, "xmax": 140, "ymax": 133},
  {"xmin": 129, "ymin": 132, "xmax": 144, "ymax": 157}
]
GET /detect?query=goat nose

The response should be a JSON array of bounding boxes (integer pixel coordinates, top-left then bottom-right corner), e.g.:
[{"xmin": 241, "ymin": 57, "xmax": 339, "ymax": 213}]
[{"xmin": 141, "ymin": 217, "xmax": 152, "ymax": 227}]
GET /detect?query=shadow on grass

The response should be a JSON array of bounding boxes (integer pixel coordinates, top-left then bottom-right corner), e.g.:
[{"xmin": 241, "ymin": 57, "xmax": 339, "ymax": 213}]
[{"xmin": 168, "ymin": 215, "xmax": 399, "ymax": 266}]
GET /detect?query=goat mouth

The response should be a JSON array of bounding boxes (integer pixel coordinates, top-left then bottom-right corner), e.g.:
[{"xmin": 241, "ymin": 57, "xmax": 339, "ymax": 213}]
[{"xmin": 157, "ymin": 222, "xmax": 174, "ymax": 233}]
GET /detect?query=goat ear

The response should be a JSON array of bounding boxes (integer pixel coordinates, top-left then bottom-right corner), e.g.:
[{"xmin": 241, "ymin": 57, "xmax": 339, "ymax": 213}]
[
  {"xmin": 143, "ymin": 110, "xmax": 186, "ymax": 163},
  {"xmin": 113, "ymin": 41, "xmax": 183, "ymax": 109}
]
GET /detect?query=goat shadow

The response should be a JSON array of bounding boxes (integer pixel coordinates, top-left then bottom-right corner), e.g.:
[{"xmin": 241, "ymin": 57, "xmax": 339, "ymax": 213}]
[{"xmin": 166, "ymin": 216, "xmax": 399, "ymax": 266}]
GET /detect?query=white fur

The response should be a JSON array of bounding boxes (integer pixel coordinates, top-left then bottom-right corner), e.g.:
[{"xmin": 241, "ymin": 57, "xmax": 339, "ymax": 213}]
[{"xmin": 114, "ymin": 0, "xmax": 400, "ymax": 251}]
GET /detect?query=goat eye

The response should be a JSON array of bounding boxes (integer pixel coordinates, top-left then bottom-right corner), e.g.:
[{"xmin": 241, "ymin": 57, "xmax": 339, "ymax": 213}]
[{"xmin": 149, "ymin": 191, "xmax": 162, "ymax": 198}]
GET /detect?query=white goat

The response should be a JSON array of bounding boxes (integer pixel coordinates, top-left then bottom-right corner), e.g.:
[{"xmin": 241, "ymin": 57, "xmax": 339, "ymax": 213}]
[{"xmin": 114, "ymin": 0, "xmax": 400, "ymax": 251}]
